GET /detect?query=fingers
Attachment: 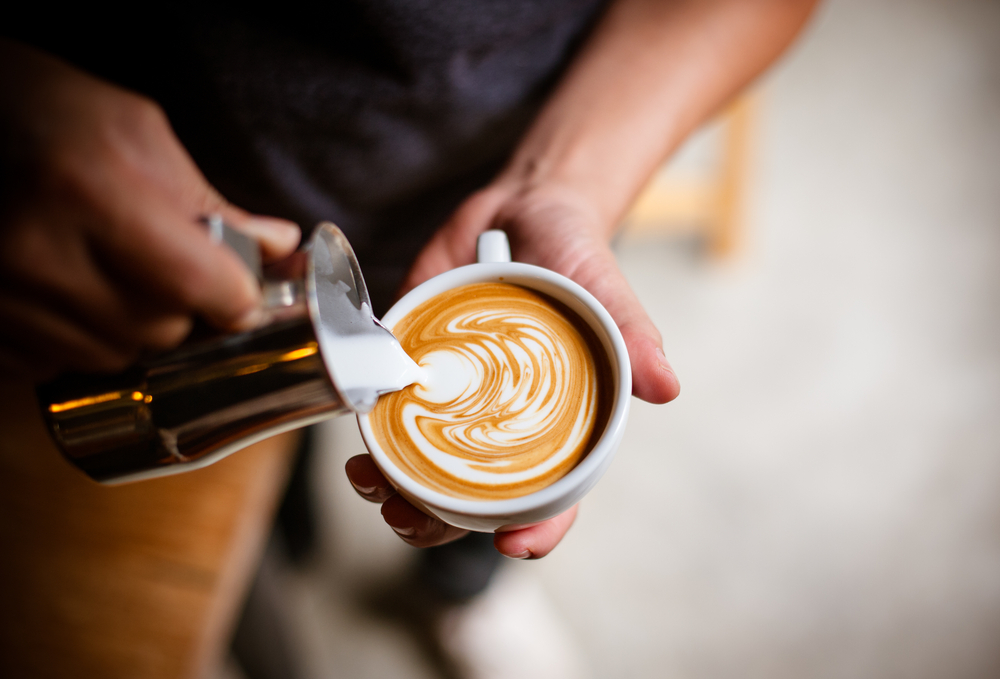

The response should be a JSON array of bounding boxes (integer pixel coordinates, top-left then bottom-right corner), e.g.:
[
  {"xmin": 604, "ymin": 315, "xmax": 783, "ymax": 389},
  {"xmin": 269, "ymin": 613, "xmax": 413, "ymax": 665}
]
[
  {"xmin": 621, "ymin": 324, "xmax": 680, "ymax": 404},
  {"xmin": 345, "ymin": 454, "xmax": 396, "ymax": 503},
  {"xmin": 80, "ymin": 92, "xmax": 297, "ymax": 330},
  {"xmin": 99, "ymin": 87, "xmax": 302, "ymax": 265},
  {"xmin": 493, "ymin": 505, "xmax": 580, "ymax": 560},
  {"xmin": 118, "ymin": 187, "xmax": 300, "ymax": 332},
  {"xmin": 345, "ymin": 454, "xmax": 468, "ymax": 547},
  {"xmin": 574, "ymin": 251, "xmax": 680, "ymax": 404},
  {"xmin": 415, "ymin": 187, "xmax": 679, "ymax": 405},
  {"xmin": 0, "ymin": 293, "xmax": 138, "ymax": 375},
  {"xmin": 380, "ymin": 495, "xmax": 470, "ymax": 548},
  {"xmin": 198, "ymin": 190, "xmax": 301, "ymax": 263},
  {"xmin": 345, "ymin": 454, "xmax": 469, "ymax": 548},
  {"xmin": 344, "ymin": 454, "xmax": 578, "ymax": 556},
  {"xmin": 0, "ymin": 45, "xmax": 302, "ymax": 380},
  {"xmin": 0, "ymin": 215, "xmax": 195, "ymax": 359},
  {"xmin": 233, "ymin": 216, "xmax": 301, "ymax": 262},
  {"xmin": 92, "ymin": 189, "xmax": 264, "ymax": 332},
  {"xmin": 517, "ymin": 222, "xmax": 679, "ymax": 404}
]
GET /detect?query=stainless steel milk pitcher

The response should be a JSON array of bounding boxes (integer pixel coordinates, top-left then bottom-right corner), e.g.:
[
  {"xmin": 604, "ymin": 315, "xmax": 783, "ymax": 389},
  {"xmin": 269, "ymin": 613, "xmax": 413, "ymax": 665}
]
[{"xmin": 37, "ymin": 222, "xmax": 388, "ymax": 484}]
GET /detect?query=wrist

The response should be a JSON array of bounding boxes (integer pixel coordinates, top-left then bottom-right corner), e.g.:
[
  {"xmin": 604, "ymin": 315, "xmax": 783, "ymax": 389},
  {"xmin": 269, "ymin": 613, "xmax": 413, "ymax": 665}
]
[{"xmin": 494, "ymin": 73, "xmax": 682, "ymax": 237}]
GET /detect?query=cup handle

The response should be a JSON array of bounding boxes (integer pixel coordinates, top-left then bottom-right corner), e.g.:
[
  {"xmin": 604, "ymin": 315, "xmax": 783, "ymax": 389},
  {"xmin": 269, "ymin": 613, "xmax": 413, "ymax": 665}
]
[{"xmin": 476, "ymin": 230, "xmax": 512, "ymax": 264}]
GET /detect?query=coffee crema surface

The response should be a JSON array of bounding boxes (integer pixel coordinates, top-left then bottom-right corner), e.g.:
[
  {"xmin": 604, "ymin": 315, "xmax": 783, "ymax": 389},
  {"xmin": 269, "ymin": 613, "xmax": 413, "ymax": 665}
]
[{"xmin": 370, "ymin": 282, "xmax": 612, "ymax": 501}]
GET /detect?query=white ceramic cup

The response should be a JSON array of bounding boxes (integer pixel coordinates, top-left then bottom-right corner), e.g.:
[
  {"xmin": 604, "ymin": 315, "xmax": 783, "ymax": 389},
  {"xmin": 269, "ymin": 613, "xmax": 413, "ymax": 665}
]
[{"xmin": 357, "ymin": 230, "xmax": 631, "ymax": 532}]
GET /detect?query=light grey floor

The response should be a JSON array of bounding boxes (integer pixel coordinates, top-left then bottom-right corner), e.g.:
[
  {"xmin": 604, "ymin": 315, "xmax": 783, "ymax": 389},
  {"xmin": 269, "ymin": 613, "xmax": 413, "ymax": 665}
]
[{"xmin": 269, "ymin": 1, "xmax": 1000, "ymax": 677}]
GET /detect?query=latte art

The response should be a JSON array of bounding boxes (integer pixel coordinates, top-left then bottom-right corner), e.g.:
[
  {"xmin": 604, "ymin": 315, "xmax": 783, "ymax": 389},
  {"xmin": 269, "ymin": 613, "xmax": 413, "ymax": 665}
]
[{"xmin": 371, "ymin": 282, "xmax": 611, "ymax": 500}]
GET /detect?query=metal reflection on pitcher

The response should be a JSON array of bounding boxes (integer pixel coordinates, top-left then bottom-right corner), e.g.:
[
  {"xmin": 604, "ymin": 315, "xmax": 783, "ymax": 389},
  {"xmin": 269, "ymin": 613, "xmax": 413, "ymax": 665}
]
[{"xmin": 37, "ymin": 222, "xmax": 418, "ymax": 485}]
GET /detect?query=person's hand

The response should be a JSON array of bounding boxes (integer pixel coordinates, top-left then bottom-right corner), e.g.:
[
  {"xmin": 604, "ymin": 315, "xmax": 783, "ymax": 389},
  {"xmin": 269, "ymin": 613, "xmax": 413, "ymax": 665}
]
[
  {"xmin": 344, "ymin": 179, "xmax": 680, "ymax": 558},
  {"xmin": 0, "ymin": 41, "xmax": 300, "ymax": 380},
  {"xmin": 345, "ymin": 453, "xmax": 580, "ymax": 559},
  {"xmin": 404, "ymin": 182, "xmax": 679, "ymax": 404}
]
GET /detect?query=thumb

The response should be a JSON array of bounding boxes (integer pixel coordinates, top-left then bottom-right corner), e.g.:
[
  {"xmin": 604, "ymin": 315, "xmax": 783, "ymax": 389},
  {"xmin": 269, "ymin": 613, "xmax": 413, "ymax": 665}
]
[
  {"xmin": 400, "ymin": 187, "xmax": 512, "ymax": 295},
  {"xmin": 197, "ymin": 189, "xmax": 301, "ymax": 263},
  {"xmin": 562, "ymin": 245, "xmax": 680, "ymax": 404}
]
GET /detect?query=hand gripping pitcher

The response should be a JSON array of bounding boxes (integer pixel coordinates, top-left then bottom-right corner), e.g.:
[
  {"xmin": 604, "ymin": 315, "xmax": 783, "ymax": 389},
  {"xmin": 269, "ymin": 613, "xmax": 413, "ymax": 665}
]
[{"xmin": 36, "ymin": 222, "xmax": 421, "ymax": 484}]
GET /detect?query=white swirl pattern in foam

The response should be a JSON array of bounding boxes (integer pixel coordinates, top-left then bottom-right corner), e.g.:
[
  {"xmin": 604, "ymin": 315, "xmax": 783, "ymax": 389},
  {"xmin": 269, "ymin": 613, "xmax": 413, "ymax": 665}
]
[{"xmin": 371, "ymin": 282, "xmax": 608, "ymax": 501}]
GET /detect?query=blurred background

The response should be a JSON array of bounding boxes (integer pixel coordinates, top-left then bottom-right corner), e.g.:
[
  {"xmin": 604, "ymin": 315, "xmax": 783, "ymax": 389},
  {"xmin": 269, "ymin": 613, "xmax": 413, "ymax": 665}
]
[{"xmin": 234, "ymin": 0, "xmax": 1000, "ymax": 677}]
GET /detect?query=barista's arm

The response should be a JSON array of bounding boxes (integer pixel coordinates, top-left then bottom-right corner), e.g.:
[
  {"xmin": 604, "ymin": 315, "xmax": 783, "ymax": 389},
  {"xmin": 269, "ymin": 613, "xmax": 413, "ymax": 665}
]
[
  {"xmin": 407, "ymin": 0, "xmax": 817, "ymax": 405},
  {"xmin": 0, "ymin": 40, "xmax": 300, "ymax": 379},
  {"xmin": 348, "ymin": 0, "xmax": 818, "ymax": 557},
  {"xmin": 0, "ymin": 41, "xmax": 304, "ymax": 674}
]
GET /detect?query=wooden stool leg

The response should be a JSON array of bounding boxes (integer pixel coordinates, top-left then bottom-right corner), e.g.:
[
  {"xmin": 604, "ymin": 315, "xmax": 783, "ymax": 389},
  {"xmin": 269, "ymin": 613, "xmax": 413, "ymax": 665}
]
[
  {"xmin": 711, "ymin": 95, "xmax": 755, "ymax": 257},
  {"xmin": 0, "ymin": 378, "xmax": 300, "ymax": 679}
]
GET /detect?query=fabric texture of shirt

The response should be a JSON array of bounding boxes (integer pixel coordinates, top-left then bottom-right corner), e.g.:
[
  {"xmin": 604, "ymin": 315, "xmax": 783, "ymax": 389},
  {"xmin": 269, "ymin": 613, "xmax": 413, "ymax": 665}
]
[{"xmin": 10, "ymin": 0, "xmax": 606, "ymax": 311}]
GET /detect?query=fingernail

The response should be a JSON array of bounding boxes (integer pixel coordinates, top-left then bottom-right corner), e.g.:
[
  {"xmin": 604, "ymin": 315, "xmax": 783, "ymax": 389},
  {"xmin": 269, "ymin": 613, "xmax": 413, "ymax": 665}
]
[
  {"xmin": 244, "ymin": 217, "xmax": 301, "ymax": 249},
  {"xmin": 351, "ymin": 483, "xmax": 377, "ymax": 496},
  {"xmin": 655, "ymin": 347, "xmax": 671, "ymax": 370},
  {"xmin": 505, "ymin": 549, "xmax": 532, "ymax": 560},
  {"xmin": 391, "ymin": 525, "xmax": 415, "ymax": 537}
]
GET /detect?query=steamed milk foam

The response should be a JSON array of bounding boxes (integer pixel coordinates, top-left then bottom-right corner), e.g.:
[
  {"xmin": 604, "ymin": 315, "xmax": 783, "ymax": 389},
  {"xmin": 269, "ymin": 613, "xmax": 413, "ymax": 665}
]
[{"xmin": 370, "ymin": 282, "xmax": 612, "ymax": 501}]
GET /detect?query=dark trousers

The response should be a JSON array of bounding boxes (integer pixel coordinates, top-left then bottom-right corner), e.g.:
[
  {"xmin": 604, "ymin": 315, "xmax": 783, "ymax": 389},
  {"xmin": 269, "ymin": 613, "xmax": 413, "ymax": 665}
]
[{"xmin": 231, "ymin": 426, "xmax": 503, "ymax": 679}]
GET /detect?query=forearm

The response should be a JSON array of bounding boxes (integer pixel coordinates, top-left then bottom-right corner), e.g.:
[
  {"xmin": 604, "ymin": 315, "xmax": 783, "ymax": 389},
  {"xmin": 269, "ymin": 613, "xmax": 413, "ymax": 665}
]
[{"xmin": 499, "ymin": 0, "xmax": 818, "ymax": 232}]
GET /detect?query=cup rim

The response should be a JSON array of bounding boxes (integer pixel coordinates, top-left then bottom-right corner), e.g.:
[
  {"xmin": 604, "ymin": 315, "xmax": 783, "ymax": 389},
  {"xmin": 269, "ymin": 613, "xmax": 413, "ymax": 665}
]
[{"xmin": 356, "ymin": 260, "xmax": 631, "ymax": 517}]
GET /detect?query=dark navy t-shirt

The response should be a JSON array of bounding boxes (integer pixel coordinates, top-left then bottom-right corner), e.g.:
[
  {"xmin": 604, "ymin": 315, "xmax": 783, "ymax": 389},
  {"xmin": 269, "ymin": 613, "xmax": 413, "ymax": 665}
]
[{"xmin": 10, "ymin": 1, "xmax": 606, "ymax": 311}]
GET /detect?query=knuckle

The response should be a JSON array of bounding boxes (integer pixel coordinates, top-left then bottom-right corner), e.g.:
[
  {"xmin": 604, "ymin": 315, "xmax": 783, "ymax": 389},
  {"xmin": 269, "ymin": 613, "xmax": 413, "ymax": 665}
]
[
  {"xmin": 86, "ymin": 94, "xmax": 171, "ymax": 177},
  {"xmin": 197, "ymin": 185, "xmax": 231, "ymax": 217},
  {"xmin": 140, "ymin": 315, "xmax": 193, "ymax": 352},
  {"xmin": 115, "ymin": 92, "xmax": 169, "ymax": 137}
]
